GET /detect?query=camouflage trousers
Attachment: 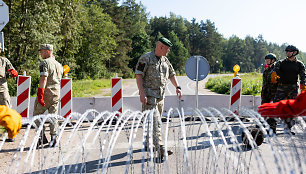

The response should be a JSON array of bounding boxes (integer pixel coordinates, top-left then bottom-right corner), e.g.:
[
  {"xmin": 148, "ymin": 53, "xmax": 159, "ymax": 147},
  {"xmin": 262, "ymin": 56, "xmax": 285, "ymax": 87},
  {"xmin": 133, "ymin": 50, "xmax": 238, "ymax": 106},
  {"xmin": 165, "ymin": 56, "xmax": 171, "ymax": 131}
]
[
  {"xmin": 142, "ymin": 97, "xmax": 164, "ymax": 148},
  {"xmin": 0, "ymin": 91, "xmax": 11, "ymax": 108},
  {"xmin": 33, "ymin": 97, "xmax": 59, "ymax": 136},
  {"xmin": 268, "ymin": 84, "xmax": 298, "ymax": 131},
  {"xmin": 273, "ymin": 84, "xmax": 298, "ymax": 102}
]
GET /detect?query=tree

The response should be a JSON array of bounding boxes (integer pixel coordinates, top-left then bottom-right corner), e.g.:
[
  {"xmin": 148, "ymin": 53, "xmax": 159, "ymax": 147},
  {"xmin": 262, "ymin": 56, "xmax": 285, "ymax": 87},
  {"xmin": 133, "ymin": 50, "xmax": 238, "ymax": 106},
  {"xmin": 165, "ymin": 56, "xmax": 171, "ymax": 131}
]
[
  {"xmin": 200, "ymin": 20, "xmax": 224, "ymax": 73},
  {"xmin": 75, "ymin": 4, "xmax": 118, "ymax": 79},
  {"xmin": 167, "ymin": 31, "xmax": 189, "ymax": 74},
  {"xmin": 128, "ymin": 31, "xmax": 151, "ymax": 71},
  {"xmin": 185, "ymin": 18, "xmax": 204, "ymax": 56}
]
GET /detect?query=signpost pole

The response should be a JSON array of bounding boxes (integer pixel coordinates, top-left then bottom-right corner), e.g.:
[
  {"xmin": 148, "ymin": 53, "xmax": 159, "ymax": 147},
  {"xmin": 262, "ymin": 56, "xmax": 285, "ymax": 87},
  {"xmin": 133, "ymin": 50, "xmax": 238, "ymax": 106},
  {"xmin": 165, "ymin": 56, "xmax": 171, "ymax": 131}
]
[
  {"xmin": 0, "ymin": 0, "xmax": 10, "ymax": 51},
  {"xmin": 184, "ymin": 55, "xmax": 210, "ymax": 121},
  {"xmin": 195, "ymin": 56, "xmax": 199, "ymax": 109}
]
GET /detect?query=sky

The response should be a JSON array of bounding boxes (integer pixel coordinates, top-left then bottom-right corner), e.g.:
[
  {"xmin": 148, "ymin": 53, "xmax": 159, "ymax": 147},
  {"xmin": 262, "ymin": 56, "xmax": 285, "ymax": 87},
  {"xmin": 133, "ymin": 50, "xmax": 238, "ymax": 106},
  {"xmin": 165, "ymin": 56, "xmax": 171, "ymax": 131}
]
[{"xmin": 133, "ymin": 0, "xmax": 306, "ymax": 52}]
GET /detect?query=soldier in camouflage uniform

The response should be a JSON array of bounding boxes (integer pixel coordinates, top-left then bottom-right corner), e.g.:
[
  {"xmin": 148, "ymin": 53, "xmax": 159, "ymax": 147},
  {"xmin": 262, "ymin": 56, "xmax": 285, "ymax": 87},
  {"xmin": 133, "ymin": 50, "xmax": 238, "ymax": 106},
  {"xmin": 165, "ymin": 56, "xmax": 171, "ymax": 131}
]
[
  {"xmin": 270, "ymin": 45, "xmax": 306, "ymax": 134},
  {"xmin": 135, "ymin": 37, "xmax": 182, "ymax": 160},
  {"xmin": 261, "ymin": 53, "xmax": 278, "ymax": 104},
  {"xmin": 0, "ymin": 42, "xmax": 18, "ymax": 107},
  {"xmin": 34, "ymin": 44, "xmax": 63, "ymax": 147},
  {"xmin": 0, "ymin": 42, "xmax": 18, "ymax": 142}
]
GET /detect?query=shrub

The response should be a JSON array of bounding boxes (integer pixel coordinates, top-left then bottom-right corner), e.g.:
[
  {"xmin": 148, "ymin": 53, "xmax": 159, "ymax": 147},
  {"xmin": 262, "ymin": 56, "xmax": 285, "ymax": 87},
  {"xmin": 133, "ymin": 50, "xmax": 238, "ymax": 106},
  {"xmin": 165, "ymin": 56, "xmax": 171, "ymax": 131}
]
[{"xmin": 206, "ymin": 72, "xmax": 262, "ymax": 96}]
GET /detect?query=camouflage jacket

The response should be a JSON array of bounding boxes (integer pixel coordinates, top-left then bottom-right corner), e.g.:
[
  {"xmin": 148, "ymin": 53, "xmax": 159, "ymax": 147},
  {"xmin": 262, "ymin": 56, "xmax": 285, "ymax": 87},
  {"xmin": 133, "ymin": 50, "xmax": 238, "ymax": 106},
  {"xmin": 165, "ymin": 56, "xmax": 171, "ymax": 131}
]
[
  {"xmin": 135, "ymin": 51, "xmax": 176, "ymax": 99},
  {"xmin": 39, "ymin": 56, "xmax": 63, "ymax": 101},
  {"xmin": 261, "ymin": 64, "xmax": 278, "ymax": 102},
  {"xmin": 273, "ymin": 58, "xmax": 306, "ymax": 85},
  {"xmin": 0, "ymin": 56, "xmax": 15, "ymax": 92}
]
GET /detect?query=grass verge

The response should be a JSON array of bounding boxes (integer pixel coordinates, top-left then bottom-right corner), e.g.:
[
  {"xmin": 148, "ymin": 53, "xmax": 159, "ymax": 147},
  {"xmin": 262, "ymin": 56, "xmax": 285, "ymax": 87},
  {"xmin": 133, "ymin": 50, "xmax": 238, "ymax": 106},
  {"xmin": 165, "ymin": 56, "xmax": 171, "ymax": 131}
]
[
  {"xmin": 205, "ymin": 72, "xmax": 262, "ymax": 96},
  {"xmin": 73, "ymin": 79, "xmax": 111, "ymax": 97}
]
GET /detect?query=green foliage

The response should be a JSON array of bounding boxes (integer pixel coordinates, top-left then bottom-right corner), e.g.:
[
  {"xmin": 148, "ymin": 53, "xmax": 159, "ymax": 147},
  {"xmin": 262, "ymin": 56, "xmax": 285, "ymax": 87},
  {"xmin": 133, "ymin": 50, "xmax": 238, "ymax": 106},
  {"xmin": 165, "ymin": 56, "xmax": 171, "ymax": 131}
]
[
  {"xmin": 206, "ymin": 72, "xmax": 263, "ymax": 96},
  {"xmin": 7, "ymin": 78, "xmax": 17, "ymax": 97},
  {"xmin": 167, "ymin": 31, "xmax": 189, "ymax": 73},
  {"xmin": 7, "ymin": 71, "xmax": 40, "ymax": 97},
  {"xmin": 75, "ymin": 4, "xmax": 118, "ymax": 79},
  {"xmin": 205, "ymin": 76, "xmax": 232, "ymax": 94},
  {"xmin": 72, "ymin": 79, "xmax": 111, "ymax": 97},
  {"xmin": 2, "ymin": 0, "xmax": 306, "ymax": 84}
]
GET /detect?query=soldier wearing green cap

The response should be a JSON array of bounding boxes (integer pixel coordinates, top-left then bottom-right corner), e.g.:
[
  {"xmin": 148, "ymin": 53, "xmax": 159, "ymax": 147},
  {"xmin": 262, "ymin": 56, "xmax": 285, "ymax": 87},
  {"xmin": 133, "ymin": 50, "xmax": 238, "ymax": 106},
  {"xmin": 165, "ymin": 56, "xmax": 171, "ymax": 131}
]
[
  {"xmin": 34, "ymin": 44, "xmax": 63, "ymax": 148},
  {"xmin": 135, "ymin": 37, "xmax": 182, "ymax": 161}
]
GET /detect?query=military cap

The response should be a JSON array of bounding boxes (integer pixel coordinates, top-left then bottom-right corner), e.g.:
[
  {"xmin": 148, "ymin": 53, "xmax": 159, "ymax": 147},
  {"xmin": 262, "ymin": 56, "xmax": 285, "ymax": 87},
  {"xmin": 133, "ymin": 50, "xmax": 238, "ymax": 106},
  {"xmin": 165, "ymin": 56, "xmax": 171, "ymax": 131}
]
[
  {"xmin": 39, "ymin": 44, "xmax": 53, "ymax": 51},
  {"xmin": 159, "ymin": 37, "xmax": 173, "ymax": 47}
]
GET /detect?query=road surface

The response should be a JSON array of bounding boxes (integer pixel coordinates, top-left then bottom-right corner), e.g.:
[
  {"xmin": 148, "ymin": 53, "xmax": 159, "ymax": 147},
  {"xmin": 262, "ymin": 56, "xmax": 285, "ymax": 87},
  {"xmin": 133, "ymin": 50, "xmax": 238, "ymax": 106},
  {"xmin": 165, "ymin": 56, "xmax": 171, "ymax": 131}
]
[{"xmin": 123, "ymin": 74, "xmax": 231, "ymax": 97}]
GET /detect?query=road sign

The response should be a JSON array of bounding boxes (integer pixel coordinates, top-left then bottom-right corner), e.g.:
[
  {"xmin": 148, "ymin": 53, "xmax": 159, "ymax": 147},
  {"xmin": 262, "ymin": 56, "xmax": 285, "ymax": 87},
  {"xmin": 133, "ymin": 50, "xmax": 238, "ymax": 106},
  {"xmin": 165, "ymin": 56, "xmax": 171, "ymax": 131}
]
[
  {"xmin": 185, "ymin": 55, "xmax": 210, "ymax": 108},
  {"xmin": 185, "ymin": 56, "xmax": 210, "ymax": 81},
  {"xmin": 0, "ymin": 0, "xmax": 9, "ymax": 31}
]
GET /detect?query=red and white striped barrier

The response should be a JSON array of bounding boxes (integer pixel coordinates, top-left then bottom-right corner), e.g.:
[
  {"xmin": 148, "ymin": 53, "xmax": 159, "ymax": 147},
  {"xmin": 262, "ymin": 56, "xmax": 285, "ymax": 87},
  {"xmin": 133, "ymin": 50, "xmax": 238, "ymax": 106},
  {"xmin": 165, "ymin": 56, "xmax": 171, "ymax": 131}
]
[
  {"xmin": 230, "ymin": 76, "xmax": 242, "ymax": 114},
  {"xmin": 17, "ymin": 74, "xmax": 31, "ymax": 118},
  {"xmin": 60, "ymin": 78, "xmax": 72, "ymax": 118},
  {"xmin": 111, "ymin": 77, "xmax": 122, "ymax": 114}
]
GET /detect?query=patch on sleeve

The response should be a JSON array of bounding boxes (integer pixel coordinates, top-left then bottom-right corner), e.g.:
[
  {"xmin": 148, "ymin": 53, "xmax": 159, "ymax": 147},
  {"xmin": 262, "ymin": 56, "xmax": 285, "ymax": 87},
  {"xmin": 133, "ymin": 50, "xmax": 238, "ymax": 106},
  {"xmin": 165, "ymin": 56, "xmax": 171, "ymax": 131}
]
[{"xmin": 137, "ymin": 62, "xmax": 146, "ymax": 72}]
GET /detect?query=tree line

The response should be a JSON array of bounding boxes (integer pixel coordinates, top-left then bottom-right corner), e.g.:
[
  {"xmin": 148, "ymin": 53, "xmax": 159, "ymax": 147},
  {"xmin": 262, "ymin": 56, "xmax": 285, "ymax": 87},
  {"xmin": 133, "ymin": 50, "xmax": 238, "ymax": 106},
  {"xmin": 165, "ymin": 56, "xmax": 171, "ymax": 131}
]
[{"xmin": 2, "ymin": 0, "xmax": 306, "ymax": 81}]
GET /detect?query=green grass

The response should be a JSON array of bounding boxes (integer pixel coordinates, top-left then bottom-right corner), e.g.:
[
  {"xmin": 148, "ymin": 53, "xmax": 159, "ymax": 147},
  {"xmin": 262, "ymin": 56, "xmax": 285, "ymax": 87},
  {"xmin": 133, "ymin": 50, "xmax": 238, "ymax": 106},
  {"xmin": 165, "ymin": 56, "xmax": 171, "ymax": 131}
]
[
  {"xmin": 72, "ymin": 79, "xmax": 111, "ymax": 97},
  {"xmin": 205, "ymin": 72, "xmax": 263, "ymax": 96}
]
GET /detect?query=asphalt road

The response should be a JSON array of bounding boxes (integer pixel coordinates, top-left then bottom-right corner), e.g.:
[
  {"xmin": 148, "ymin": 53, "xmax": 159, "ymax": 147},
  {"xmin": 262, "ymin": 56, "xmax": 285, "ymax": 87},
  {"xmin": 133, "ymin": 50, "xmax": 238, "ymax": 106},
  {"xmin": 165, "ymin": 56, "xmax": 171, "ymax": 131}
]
[{"xmin": 123, "ymin": 74, "xmax": 231, "ymax": 97}]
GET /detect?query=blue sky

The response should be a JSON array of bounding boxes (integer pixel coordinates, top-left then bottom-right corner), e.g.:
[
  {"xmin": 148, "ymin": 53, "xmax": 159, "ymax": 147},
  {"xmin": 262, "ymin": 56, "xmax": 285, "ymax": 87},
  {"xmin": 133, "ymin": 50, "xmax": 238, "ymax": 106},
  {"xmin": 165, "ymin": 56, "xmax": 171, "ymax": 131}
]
[{"xmin": 133, "ymin": 0, "xmax": 306, "ymax": 52}]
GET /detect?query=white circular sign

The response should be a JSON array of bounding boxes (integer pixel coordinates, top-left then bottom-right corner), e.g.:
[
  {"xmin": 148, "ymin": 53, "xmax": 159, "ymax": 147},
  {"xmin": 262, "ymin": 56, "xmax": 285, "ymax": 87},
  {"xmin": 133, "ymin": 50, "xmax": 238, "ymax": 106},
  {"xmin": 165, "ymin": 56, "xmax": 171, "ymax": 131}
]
[{"xmin": 0, "ymin": 1, "xmax": 9, "ymax": 31}]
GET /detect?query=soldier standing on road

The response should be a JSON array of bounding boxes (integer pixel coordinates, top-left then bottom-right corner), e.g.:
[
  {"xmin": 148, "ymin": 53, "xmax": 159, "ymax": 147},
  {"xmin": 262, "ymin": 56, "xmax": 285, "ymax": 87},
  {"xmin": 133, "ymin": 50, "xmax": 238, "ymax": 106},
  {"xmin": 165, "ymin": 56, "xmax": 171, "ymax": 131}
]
[
  {"xmin": 34, "ymin": 44, "xmax": 63, "ymax": 148},
  {"xmin": 135, "ymin": 37, "xmax": 182, "ymax": 160},
  {"xmin": 261, "ymin": 53, "xmax": 278, "ymax": 104},
  {"xmin": 0, "ymin": 42, "xmax": 18, "ymax": 142},
  {"xmin": 270, "ymin": 45, "xmax": 306, "ymax": 134}
]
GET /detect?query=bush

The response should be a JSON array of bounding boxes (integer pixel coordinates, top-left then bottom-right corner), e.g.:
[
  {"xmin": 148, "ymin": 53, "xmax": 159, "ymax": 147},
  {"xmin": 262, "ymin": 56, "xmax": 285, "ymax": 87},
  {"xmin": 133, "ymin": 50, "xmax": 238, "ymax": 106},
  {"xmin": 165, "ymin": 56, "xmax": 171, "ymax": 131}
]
[
  {"xmin": 206, "ymin": 72, "xmax": 262, "ymax": 96},
  {"xmin": 72, "ymin": 79, "xmax": 111, "ymax": 97}
]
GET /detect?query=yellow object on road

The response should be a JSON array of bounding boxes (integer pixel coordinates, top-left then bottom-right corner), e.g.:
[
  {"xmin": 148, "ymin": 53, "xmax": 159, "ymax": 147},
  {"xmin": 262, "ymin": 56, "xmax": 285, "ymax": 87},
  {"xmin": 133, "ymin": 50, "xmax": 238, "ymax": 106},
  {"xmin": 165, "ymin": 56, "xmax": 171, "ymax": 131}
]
[{"xmin": 0, "ymin": 105, "xmax": 22, "ymax": 139}]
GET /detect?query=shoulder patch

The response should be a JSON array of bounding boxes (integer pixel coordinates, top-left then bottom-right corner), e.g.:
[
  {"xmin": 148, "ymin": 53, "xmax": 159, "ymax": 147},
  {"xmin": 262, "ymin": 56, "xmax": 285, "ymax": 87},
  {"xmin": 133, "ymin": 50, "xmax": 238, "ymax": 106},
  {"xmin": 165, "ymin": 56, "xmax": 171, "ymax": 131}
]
[{"xmin": 137, "ymin": 62, "xmax": 146, "ymax": 72}]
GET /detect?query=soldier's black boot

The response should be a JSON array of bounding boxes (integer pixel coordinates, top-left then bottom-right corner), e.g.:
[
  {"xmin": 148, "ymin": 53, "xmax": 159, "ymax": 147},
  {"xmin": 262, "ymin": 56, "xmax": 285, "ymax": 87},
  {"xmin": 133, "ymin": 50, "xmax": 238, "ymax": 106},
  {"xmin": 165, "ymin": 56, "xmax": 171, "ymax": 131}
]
[
  {"xmin": 266, "ymin": 118, "xmax": 277, "ymax": 135},
  {"xmin": 157, "ymin": 145, "xmax": 173, "ymax": 162},
  {"xmin": 284, "ymin": 118, "xmax": 295, "ymax": 135},
  {"xmin": 37, "ymin": 132, "xmax": 48, "ymax": 148}
]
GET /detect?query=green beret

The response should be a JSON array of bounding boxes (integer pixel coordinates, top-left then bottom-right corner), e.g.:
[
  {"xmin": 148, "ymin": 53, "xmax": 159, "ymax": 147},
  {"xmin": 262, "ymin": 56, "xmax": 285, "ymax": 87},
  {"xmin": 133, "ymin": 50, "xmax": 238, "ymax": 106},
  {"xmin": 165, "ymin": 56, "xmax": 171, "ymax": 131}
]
[
  {"xmin": 159, "ymin": 37, "xmax": 173, "ymax": 47},
  {"xmin": 39, "ymin": 44, "xmax": 53, "ymax": 51}
]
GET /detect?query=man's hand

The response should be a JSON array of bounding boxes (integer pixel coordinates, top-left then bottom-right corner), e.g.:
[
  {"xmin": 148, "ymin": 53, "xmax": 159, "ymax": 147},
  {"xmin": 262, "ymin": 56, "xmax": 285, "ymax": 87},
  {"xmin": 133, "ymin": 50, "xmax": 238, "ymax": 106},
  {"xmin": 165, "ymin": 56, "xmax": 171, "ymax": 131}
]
[
  {"xmin": 176, "ymin": 87, "xmax": 182, "ymax": 99},
  {"xmin": 139, "ymin": 92, "xmax": 147, "ymax": 104},
  {"xmin": 271, "ymin": 72, "xmax": 280, "ymax": 84},
  {"xmin": 37, "ymin": 88, "xmax": 45, "ymax": 106},
  {"xmin": 7, "ymin": 69, "xmax": 18, "ymax": 77}
]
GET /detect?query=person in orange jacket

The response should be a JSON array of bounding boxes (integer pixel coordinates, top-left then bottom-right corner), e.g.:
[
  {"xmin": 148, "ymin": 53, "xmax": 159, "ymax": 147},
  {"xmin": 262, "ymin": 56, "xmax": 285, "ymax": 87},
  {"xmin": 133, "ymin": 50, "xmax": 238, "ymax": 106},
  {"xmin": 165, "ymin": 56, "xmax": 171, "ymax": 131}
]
[
  {"xmin": 0, "ymin": 42, "xmax": 18, "ymax": 142},
  {"xmin": 258, "ymin": 91, "xmax": 306, "ymax": 120},
  {"xmin": 0, "ymin": 105, "xmax": 22, "ymax": 140}
]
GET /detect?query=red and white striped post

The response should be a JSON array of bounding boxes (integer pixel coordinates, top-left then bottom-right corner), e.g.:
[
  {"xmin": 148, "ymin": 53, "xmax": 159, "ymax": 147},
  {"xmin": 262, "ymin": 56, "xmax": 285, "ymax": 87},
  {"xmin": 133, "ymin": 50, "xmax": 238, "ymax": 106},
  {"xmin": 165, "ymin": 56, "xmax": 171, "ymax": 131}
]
[
  {"xmin": 111, "ymin": 77, "xmax": 122, "ymax": 115},
  {"xmin": 60, "ymin": 65, "xmax": 72, "ymax": 118},
  {"xmin": 17, "ymin": 72, "xmax": 31, "ymax": 118},
  {"xmin": 230, "ymin": 77, "xmax": 242, "ymax": 114},
  {"xmin": 230, "ymin": 65, "xmax": 242, "ymax": 115}
]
